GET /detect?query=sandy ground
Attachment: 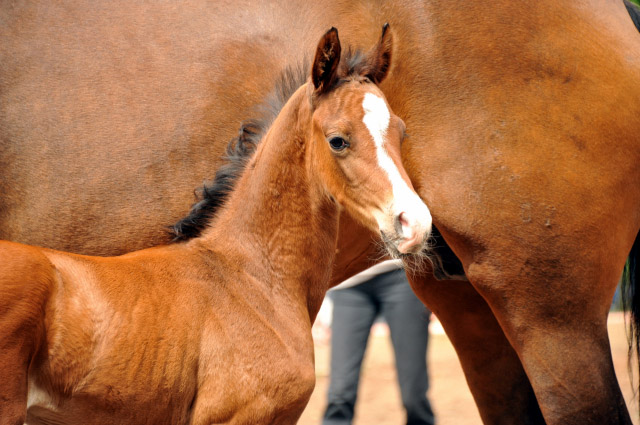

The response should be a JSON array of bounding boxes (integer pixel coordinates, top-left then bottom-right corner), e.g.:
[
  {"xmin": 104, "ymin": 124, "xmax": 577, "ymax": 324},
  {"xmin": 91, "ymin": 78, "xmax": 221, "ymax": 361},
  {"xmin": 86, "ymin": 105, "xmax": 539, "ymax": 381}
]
[{"xmin": 298, "ymin": 312, "xmax": 639, "ymax": 425}]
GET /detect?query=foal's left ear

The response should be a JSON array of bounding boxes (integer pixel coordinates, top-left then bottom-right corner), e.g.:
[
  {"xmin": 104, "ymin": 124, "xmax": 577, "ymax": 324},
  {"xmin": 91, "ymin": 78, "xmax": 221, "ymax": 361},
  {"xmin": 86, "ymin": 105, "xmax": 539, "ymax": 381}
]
[
  {"xmin": 312, "ymin": 27, "xmax": 342, "ymax": 95},
  {"xmin": 364, "ymin": 23, "xmax": 394, "ymax": 84}
]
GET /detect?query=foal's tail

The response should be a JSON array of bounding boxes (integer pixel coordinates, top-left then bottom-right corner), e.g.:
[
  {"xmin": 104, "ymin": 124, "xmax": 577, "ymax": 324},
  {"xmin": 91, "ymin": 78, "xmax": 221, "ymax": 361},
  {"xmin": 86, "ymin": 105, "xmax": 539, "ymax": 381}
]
[{"xmin": 622, "ymin": 230, "xmax": 640, "ymax": 396}]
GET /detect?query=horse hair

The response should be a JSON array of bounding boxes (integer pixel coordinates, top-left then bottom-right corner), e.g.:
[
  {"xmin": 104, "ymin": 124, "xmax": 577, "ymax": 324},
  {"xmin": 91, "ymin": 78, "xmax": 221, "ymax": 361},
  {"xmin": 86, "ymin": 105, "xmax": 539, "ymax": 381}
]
[
  {"xmin": 171, "ymin": 48, "xmax": 371, "ymax": 241},
  {"xmin": 625, "ymin": 0, "xmax": 640, "ymax": 32}
]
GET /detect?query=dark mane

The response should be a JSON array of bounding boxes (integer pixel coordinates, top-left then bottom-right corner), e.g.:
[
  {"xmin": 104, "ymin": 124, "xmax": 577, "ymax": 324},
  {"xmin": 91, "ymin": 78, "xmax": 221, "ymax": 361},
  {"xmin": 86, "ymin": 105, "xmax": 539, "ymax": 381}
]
[
  {"xmin": 171, "ymin": 48, "xmax": 371, "ymax": 241},
  {"xmin": 341, "ymin": 48, "xmax": 381, "ymax": 82},
  {"xmin": 171, "ymin": 63, "xmax": 308, "ymax": 241}
]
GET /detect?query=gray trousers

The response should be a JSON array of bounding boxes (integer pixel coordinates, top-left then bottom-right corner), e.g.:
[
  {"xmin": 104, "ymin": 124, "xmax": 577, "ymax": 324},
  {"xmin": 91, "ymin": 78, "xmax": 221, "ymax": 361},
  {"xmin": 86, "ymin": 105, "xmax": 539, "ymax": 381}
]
[{"xmin": 322, "ymin": 269, "xmax": 435, "ymax": 425}]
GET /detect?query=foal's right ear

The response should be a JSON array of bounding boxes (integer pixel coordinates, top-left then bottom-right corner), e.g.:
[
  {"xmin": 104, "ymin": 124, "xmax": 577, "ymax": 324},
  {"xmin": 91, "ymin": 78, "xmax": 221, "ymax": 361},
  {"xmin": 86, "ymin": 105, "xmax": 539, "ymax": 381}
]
[
  {"xmin": 364, "ymin": 23, "xmax": 393, "ymax": 84},
  {"xmin": 312, "ymin": 27, "xmax": 341, "ymax": 95}
]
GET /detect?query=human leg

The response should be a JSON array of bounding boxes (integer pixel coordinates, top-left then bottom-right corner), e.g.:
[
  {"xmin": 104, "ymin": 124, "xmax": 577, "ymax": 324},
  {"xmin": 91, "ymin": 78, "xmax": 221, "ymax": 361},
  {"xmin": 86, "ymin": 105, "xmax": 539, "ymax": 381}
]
[
  {"xmin": 322, "ymin": 286, "xmax": 378, "ymax": 425},
  {"xmin": 376, "ymin": 269, "xmax": 435, "ymax": 425}
]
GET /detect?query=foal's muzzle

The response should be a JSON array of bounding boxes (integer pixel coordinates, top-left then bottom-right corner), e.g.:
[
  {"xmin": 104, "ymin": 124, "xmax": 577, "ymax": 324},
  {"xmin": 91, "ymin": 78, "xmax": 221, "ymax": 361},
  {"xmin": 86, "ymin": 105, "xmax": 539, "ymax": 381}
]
[
  {"xmin": 394, "ymin": 210, "xmax": 431, "ymax": 254},
  {"xmin": 379, "ymin": 199, "xmax": 432, "ymax": 257}
]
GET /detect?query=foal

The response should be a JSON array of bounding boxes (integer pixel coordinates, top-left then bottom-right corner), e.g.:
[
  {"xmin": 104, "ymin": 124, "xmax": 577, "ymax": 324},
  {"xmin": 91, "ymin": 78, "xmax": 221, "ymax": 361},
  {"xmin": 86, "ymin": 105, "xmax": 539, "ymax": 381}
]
[{"xmin": 0, "ymin": 26, "xmax": 431, "ymax": 424}]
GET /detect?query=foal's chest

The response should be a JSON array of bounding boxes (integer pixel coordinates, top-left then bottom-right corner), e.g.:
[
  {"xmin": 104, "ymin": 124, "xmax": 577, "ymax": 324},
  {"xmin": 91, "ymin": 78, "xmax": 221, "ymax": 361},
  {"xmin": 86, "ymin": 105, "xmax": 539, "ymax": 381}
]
[{"xmin": 188, "ymin": 327, "xmax": 317, "ymax": 425}]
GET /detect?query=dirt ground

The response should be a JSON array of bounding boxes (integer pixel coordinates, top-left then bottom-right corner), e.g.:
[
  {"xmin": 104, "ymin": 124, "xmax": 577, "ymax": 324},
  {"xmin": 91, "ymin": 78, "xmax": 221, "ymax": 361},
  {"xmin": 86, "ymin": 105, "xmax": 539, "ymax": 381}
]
[{"xmin": 299, "ymin": 312, "xmax": 639, "ymax": 425}]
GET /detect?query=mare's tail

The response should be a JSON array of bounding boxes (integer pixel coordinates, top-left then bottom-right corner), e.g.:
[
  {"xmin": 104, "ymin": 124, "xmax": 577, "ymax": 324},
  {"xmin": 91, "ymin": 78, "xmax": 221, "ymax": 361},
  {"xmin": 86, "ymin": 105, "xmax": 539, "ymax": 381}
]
[
  {"xmin": 625, "ymin": 0, "xmax": 640, "ymax": 31},
  {"xmin": 621, "ymin": 0, "xmax": 640, "ymax": 405},
  {"xmin": 622, "ymin": 231, "xmax": 640, "ymax": 398}
]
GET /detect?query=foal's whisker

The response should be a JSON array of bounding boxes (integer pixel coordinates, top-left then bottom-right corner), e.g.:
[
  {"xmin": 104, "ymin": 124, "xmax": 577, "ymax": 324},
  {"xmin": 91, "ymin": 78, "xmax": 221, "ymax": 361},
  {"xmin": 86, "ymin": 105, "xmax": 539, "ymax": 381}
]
[{"xmin": 371, "ymin": 232, "xmax": 435, "ymax": 278}]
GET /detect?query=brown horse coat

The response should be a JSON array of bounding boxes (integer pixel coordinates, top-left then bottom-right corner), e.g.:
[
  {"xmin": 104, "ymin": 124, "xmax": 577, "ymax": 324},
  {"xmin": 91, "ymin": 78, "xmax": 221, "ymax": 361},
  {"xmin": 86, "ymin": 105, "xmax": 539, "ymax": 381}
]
[
  {"xmin": 2, "ymin": 1, "xmax": 640, "ymax": 424},
  {"xmin": 0, "ymin": 28, "xmax": 431, "ymax": 424}
]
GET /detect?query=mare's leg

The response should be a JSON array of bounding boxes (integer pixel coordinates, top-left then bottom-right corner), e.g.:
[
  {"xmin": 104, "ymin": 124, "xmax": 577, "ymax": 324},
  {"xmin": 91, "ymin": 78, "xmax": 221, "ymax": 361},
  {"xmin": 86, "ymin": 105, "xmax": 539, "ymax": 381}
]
[
  {"xmin": 407, "ymin": 271, "xmax": 546, "ymax": 425},
  {"xmin": 464, "ymin": 249, "xmax": 631, "ymax": 425},
  {"xmin": 0, "ymin": 242, "xmax": 51, "ymax": 424},
  {"xmin": 322, "ymin": 286, "xmax": 378, "ymax": 425},
  {"xmin": 378, "ymin": 269, "xmax": 435, "ymax": 425}
]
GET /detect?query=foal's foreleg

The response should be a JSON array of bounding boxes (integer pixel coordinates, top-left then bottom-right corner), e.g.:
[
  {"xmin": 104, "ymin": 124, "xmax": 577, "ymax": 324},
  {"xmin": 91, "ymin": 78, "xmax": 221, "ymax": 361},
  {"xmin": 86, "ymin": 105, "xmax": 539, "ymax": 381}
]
[
  {"xmin": 407, "ymin": 273, "xmax": 546, "ymax": 425},
  {"xmin": 0, "ymin": 243, "xmax": 52, "ymax": 424}
]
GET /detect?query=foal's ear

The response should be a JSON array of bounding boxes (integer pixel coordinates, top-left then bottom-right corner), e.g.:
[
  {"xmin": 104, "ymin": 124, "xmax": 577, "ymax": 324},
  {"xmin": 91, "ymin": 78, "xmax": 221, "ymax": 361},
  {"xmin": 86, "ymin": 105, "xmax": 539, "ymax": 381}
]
[
  {"xmin": 312, "ymin": 27, "xmax": 342, "ymax": 94},
  {"xmin": 364, "ymin": 23, "xmax": 393, "ymax": 84}
]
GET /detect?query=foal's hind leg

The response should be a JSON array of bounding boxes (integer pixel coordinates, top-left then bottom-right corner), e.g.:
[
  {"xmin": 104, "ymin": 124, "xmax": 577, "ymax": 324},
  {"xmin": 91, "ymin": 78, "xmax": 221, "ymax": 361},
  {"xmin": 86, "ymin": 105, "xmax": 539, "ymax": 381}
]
[
  {"xmin": 407, "ymin": 273, "xmax": 546, "ymax": 425},
  {"xmin": 0, "ymin": 242, "xmax": 52, "ymax": 424}
]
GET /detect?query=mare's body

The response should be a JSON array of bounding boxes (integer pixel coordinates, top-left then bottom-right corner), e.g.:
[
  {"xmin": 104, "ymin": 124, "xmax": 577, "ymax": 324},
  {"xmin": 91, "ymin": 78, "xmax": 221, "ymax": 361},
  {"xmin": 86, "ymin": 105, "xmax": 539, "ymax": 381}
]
[
  {"xmin": 0, "ymin": 28, "xmax": 431, "ymax": 424},
  {"xmin": 2, "ymin": 1, "xmax": 640, "ymax": 424}
]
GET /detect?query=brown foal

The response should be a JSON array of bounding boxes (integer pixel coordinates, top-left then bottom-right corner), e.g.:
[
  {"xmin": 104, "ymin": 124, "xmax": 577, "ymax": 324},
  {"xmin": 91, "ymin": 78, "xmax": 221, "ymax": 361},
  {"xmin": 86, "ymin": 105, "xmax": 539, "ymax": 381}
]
[{"xmin": 0, "ymin": 27, "xmax": 431, "ymax": 425}]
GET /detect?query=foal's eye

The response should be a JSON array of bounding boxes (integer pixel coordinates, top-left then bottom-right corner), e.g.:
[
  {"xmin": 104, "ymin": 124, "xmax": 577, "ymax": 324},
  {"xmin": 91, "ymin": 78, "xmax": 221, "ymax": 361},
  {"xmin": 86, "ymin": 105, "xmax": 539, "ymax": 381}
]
[{"xmin": 328, "ymin": 136, "xmax": 349, "ymax": 152}]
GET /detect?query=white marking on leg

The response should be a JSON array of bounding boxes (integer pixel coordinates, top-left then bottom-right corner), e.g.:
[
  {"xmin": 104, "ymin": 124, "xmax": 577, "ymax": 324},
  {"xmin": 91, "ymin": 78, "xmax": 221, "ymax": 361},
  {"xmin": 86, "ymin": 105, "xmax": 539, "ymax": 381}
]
[{"xmin": 27, "ymin": 377, "xmax": 57, "ymax": 410}]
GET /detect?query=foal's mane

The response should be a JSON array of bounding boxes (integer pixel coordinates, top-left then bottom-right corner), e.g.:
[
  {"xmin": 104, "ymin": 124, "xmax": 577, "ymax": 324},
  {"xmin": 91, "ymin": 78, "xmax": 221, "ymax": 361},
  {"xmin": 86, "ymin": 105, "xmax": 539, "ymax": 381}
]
[{"xmin": 172, "ymin": 48, "xmax": 372, "ymax": 241}]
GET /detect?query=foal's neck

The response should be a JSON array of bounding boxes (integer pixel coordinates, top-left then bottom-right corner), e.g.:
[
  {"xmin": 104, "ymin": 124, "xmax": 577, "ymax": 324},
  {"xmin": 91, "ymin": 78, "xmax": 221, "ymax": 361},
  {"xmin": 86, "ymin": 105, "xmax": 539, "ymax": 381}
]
[{"xmin": 197, "ymin": 85, "xmax": 337, "ymax": 318}]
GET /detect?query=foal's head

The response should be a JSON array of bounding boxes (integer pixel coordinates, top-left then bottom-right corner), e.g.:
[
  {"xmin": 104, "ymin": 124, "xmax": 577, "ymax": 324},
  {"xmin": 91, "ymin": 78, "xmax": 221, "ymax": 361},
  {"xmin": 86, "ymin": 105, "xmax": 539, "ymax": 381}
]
[{"xmin": 308, "ymin": 25, "xmax": 432, "ymax": 256}]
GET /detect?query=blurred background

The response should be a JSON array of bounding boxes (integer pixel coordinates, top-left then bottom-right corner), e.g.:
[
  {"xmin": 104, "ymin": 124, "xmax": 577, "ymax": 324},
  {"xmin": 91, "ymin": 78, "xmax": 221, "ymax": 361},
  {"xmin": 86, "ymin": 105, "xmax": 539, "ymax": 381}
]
[{"xmin": 299, "ymin": 308, "xmax": 639, "ymax": 425}]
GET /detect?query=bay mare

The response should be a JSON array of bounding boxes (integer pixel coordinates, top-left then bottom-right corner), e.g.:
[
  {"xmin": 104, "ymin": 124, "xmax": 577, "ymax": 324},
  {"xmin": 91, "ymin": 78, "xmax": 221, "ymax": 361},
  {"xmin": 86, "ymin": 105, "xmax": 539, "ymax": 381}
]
[
  {"xmin": 2, "ymin": 1, "xmax": 640, "ymax": 424},
  {"xmin": 0, "ymin": 28, "xmax": 432, "ymax": 424}
]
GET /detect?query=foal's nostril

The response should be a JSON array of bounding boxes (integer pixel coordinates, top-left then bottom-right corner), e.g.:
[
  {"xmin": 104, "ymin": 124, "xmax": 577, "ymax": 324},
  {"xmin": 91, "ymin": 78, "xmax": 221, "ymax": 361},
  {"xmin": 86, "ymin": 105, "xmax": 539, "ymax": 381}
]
[
  {"xmin": 398, "ymin": 212, "xmax": 409, "ymax": 229},
  {"xmin": 393, "ymin": 209, "xmax": 431, "ymax": 254},
  {"xmin": 395, "ymin": 212, "xmax": 413, "ymax": 238}
]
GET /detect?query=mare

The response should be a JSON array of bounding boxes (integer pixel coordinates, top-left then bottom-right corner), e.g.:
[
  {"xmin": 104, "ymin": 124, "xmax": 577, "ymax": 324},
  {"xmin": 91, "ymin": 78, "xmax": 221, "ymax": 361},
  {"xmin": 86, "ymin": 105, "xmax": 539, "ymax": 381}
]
[
  {"xmin": 0, "ymin": 27, "xmax": 432, "ymax": 424},
  {"xmin": 2, "ymin": 1, "xmax": 640, "ymax": 424}
]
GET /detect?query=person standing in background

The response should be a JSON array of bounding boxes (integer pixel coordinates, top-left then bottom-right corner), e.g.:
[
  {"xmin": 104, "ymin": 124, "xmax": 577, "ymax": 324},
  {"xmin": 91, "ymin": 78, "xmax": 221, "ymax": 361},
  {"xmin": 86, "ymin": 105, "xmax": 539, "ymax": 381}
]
[{"xmin": 322, "ymin": 260, "xmax": 435, "ymax": 425}]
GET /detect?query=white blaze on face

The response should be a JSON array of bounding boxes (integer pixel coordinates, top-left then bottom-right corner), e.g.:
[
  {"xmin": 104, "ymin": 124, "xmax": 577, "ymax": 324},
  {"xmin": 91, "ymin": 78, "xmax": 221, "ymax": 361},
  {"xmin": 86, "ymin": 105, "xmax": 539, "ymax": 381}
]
[
  {"xmin": 362, "ymin": 92, "xmax": 417, "ymax": 208},
  {"xmin": 361, "ymin": 92, "xmax": 432, "ymax": 250}
]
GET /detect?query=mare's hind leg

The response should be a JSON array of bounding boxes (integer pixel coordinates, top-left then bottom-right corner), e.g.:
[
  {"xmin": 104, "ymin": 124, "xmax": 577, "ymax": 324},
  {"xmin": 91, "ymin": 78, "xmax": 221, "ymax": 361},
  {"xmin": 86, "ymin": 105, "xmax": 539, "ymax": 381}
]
[
  {"xmin": 0, "ymin": 242, "xmax": 52, "ymax": 424},
  {"xmin": 408, "ymin": 273, "xmax": 546, "ymax": 425},
  {"xmin": 465, "ymin": 252, "xmax": 631, "ymax": 425}
]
